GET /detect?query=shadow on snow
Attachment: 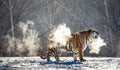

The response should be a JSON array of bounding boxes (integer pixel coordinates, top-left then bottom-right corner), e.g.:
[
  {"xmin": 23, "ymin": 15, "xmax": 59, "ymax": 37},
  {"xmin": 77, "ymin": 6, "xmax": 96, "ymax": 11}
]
[{"xmin": 40, "ymin": 61, "xmax": 82, "ymax": 65}]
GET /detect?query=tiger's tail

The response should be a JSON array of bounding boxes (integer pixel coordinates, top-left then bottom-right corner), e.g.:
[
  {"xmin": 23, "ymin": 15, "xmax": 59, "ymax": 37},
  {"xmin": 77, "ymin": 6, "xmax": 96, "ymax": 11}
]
[
  {"xmin": 40, "ymin": 55, "xmax": 47, "ymax": 59},
  {"xmin": 40, "ymin": 50, "xmax": 47, "ymax": 59}
]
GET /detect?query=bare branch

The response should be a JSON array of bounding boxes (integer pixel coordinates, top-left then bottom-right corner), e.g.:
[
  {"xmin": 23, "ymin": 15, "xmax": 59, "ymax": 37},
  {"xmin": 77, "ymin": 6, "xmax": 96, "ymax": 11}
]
[
  {"xmin": 94, "ymin": 0, "xmax": 106, "ymax": 17},
  {"xmin": 11, "ymin": 0, "xmax": 16, "ymax": 9},
  {"xmin": 46, "ymin": 0, "xmax": 55, "ymax": 30},
  {"xmin": 1, "ymin": 0, "xmax": 9, "ymax": 9},
  {"xmin": 104, "ymin": 0, "xmax": 113, "ymax": 43}
]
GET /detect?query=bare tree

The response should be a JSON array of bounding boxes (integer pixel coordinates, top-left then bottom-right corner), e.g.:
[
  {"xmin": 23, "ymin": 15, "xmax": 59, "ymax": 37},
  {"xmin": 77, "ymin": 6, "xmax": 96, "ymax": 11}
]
[
  {"xmin": 1, "ymin": 0, "xmax": 15, "ymax": 54},
  {"xmin": 104, "ymin": 0, "xmax": 113, "ymax": 43}
]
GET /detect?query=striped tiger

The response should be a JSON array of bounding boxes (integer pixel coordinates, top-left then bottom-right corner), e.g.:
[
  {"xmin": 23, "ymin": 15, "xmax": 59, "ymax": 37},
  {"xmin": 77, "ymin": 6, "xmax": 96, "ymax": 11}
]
[{"xmin": 41, "ymin": 29, "xmax": 99, "ymax": 62}]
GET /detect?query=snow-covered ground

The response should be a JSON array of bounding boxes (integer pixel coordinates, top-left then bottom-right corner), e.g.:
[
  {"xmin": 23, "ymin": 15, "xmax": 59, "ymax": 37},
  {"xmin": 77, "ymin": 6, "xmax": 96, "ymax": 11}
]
[{"xmin": 0, "ymin": 57, "xmax": 120, "ymax": 70}]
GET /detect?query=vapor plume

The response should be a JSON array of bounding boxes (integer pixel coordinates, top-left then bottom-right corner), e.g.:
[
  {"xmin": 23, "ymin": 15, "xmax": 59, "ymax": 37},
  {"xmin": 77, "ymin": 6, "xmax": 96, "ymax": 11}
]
[
  {"xmin": 88, "ymin": 36, "xmax": 107, "ymax": 54},
  {"xmin": 49, "ymin": 23, "xmax": 71, "ymax": 48}
]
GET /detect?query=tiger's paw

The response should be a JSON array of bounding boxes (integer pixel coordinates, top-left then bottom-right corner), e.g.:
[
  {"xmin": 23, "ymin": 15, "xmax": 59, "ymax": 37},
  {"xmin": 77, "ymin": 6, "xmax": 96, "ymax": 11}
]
[
  {"xmin": 47, "ymin": 60, "xmax": 52, "ymax": 62},
  {"xmin": 80, "ymin": 58, "xmax": 86, "ymax": 62},
  {"xmin": 57, "ymin": 60, "xmax": 63, "ymax": 62},
  {"xmin": 74, "ymin": 60, "xmax": 79, "ymax": 62}
]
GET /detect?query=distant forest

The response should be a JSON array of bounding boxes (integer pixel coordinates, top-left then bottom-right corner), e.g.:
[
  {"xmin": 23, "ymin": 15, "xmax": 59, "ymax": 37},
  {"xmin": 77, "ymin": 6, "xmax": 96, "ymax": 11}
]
[{"xmin": 0, "ymin": 0, "xmax": 120, "ymax": 57}]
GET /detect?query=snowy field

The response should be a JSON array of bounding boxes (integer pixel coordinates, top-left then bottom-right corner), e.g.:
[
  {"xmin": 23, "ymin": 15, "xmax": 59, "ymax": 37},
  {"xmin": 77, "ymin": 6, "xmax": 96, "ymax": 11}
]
[{"xmin": 0, "ymin": 57, "xmax": 120, "ymax": 70}]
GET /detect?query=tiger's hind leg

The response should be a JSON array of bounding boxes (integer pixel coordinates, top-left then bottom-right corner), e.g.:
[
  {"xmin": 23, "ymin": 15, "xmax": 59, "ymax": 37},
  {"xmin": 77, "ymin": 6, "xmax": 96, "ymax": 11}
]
[
  {"xmin": 54, "ymin": 54, "xmax": 61, "ymax": 62},
  {"xmin": 54, "ymin": 49, "xmax": 62, "ymax": 62},
  {"xmin": 47, "ymin": 48, "xmax": 55, "ymax": 62}
]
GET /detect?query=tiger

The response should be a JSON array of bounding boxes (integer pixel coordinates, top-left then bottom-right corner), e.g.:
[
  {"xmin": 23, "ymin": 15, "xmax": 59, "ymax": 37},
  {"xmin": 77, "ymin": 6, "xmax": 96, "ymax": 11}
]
[{"xmin": 41, "ymin": 29, "xmax": 99, "ymax": 62}]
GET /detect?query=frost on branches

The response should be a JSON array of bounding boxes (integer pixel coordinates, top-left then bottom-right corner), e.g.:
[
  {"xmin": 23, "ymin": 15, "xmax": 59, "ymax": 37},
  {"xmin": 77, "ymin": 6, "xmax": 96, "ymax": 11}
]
[{"xmin": 5, "ymin": 20, "xmax": 41, "ymax": 56}]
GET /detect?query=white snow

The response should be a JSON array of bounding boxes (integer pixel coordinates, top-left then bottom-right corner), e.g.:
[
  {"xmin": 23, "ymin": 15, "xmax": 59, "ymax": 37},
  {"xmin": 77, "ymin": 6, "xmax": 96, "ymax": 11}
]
[{"xmin": 0, "ymin": 57, "xmax": 120, "ymax": 70}]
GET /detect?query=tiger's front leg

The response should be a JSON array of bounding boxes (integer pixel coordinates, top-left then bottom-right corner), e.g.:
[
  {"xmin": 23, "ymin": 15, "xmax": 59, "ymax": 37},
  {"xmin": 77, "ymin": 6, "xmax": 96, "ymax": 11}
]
[{"xmin": 78, "ymin": 47, "xmax": 86, "ymax": 62}]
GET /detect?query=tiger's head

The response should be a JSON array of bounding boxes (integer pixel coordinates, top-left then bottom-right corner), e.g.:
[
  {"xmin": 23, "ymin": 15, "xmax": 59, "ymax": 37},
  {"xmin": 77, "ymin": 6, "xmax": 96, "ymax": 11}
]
[
  {"xmin": 89, "ymin": 29, "xmax": 99, "ymax": 39},
  {"xmin": 88, "ymin": 29, "xmax": 100, "ymax": 43},
  {"xmin": 80, "ymin": 29, "xmax": 99, "ymax": 39}
]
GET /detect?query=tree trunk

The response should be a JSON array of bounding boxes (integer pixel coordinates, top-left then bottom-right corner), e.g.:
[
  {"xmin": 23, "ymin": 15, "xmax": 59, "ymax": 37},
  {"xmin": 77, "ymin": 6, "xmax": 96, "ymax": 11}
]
[{"xmin": 9, "ymin": 0, "xmax": 15, "ymax": 55}]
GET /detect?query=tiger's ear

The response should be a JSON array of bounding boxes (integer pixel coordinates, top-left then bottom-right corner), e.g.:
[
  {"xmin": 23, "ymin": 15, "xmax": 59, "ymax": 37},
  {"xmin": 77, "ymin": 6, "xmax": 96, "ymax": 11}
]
[{"xmin": 89, "ymin": 29, "xmax": 92, "ymax": 32}]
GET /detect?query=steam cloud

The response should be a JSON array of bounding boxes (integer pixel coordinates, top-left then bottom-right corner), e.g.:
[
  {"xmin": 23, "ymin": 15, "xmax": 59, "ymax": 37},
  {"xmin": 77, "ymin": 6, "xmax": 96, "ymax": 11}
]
[
  {"xmin": 5, "ymin": 20, "xmax": 41, "ymax": 56},
  {"xmin": 49, "ymin": 23, "xmax": 71, "ymax": 48},
  {"xmin": 88, "ymin": 36, "xmax": 107, "ymax": 54}
]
